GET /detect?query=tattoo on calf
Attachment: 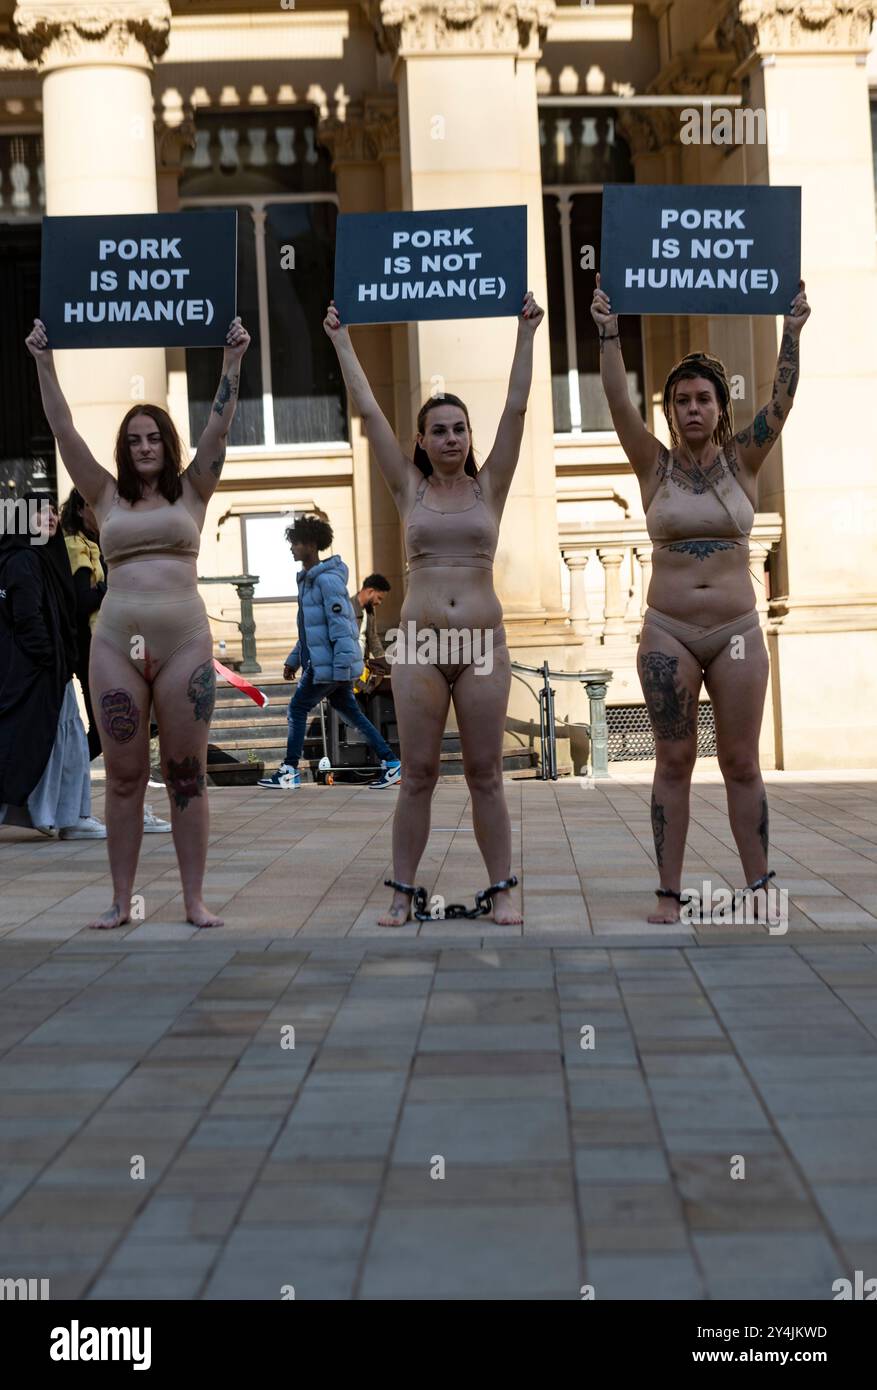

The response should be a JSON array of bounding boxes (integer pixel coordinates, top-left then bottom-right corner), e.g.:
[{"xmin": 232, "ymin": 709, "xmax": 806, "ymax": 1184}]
[
  {"xmin": 639, "ymin": 651, "xmax": 697, "ymax": 741},
  {"xmin": 187, "ymin": 659, "xmax": 216, "ymax": 724},
  {"xmin": 667, "ymin": 540, "xmax": 735, "ymax": 561},
  {"xmin": 651, "ymin": 792, "xmax": 667, "ymax": 868},
  {"xmin": 758, "ymin": 794, "xmax": 769, "ymax": 857},
  {"xmin": 100, "ymin": 689, "xmax": 140, "ymax": 743},
  {"xmin": 166, "ymin": 755, "xmax": 205, "ymax": 811}
]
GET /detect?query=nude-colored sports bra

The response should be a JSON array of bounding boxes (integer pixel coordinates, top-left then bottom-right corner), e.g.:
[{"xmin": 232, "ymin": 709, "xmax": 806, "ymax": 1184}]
[
  {"xmin": 100, "ymin": 494, "xmax": 201, "ymax": 569},
  {"xmin": 405, "ymin": 475, "xmax": 499, "ymax": 572},
  {"xmin": 646, "ymin": 448, "xmax": 754, "ymax": 550}
]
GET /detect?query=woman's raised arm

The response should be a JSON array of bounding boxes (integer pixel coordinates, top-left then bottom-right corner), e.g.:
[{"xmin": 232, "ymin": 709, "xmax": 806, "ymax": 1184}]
[
  {"xmin": 727, "ymin": 280, "xmax": 810, "ymax": 478},
  {"xmin": 479, "ymin": 291, "xmax": 544, "ymax": 509},
  {"xmin": 25, "ymin": 319, "xmax": 116, "ymax": 510},
  {"xmin": 323, "ymin": 301, "xmax": 416, "ymax": 502},
  {"xmin": 591, "ymin": 274, "xmax": 664, "ymax": 481},
  {"xmin": 185, "ymin": 317, "xmax": 251, "ymax": 503}
]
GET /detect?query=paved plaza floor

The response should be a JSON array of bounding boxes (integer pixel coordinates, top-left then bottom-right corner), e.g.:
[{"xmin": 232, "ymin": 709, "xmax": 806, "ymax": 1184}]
[{"xmin": 2, "ymin": 773, "xmax": 877, "ymax": 1298}]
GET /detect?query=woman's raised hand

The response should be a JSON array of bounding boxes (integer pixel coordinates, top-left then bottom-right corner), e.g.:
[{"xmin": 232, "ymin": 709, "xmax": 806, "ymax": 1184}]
[
  {"xmin": 224, "ymin": 317, "xmax": 251, "ymax": 360},
  {"xmin": 590, "ymin": 273, "xmax": 618, "ymax": 331},
  {"xmin": 783, "ymin": 279, "xmax": 810, "ymax": 337},
  {"xmin": 519, "ymin": 289, "xmax": 545, "ymax": 333},
  {"xmin": 323, "ymin": 300, "xmax": 350, "ymax": 346},
  {"xmin": 25, "ymin": 318, "xmax": 50, "ymax": 360}
]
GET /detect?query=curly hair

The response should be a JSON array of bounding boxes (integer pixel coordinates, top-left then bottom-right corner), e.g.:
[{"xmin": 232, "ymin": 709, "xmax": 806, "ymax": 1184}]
[
  {"xmin": 286, "ymin": 514, "xmax": 333, "ymax": 552},
  {"xmin": 662, "ymin": 352, "xmax": 735, "ymax": 448},
  {"xmin": 114, "ymin": 404, "xmax": 184, "ymax": 505},
  {"xmin": 414, "ymin": 392, "xmax": 478, "ymax": 478}
]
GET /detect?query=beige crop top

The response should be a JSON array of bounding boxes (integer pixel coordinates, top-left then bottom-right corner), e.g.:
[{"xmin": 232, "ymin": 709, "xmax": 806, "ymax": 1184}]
[
  {"xmin": 646, "ymin": 448, "xmax": 754, "ymax": 550},
  {"xmin": 405, "ymin": 475, "xmax": 499, "ymax": 572},
  {"xmin": 100, "ymin": 494, "xmax": 201, "ymax": 569}
]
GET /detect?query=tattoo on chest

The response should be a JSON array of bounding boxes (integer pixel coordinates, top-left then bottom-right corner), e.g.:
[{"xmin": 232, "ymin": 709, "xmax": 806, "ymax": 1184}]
[
  {"xmin": 667, "ymin": 540, "xmax": 736, "ymax": 561},
  {"xmin": 187, "ymin": 659, "xmax": 216, "ymax": 723},
  {"xmin": 656, "ymin": 445, "xmax": 727, "ymax": 495}
]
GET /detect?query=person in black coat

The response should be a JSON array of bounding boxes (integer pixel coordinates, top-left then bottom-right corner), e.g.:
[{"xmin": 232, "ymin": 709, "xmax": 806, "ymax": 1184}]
[
  {"xmin": 0, "ymin": 493, "xmax": 103, "ymax": 836},
  {"xmin": 60, "ymin": 488, "xmax": 107, "ymax": 761}
]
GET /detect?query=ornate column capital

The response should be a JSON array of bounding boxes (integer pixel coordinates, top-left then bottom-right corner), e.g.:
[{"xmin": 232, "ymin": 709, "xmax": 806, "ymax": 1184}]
[
  {"xmin": 615, "ymin": 106, "xmax": 680, "ymax": 158},
  {"xmin": 363, "ymin": 94, "xmax": 400, "ymax": 162},
  {"xmin": 359, "ymin": 0, "xmax": 556, "ymax": 61},
  {"xmin": 717, "ymin": 0, "xmax": 877, "ymax": 65},
  {"xmin": 13, "ymin": 1, "xmax": 171, "ymax": 69},
  {"xmin": 319, "ymin": 104, "xmax": 379, "ymax": 166}
]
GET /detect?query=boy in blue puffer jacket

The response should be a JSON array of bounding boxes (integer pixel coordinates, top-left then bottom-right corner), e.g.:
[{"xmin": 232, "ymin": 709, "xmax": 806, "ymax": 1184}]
[{"xmin": 258, "ymin": 515, "xmax": 401, "ymax": 790}]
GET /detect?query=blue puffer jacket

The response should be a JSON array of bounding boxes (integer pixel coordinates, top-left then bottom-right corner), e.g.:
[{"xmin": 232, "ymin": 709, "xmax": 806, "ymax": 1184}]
[{"xmin": 286, "ymin": 554, "xmax": 362, "ymax": 682}]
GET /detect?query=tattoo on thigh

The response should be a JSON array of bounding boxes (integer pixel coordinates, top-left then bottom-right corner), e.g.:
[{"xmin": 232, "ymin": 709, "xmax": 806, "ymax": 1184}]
[
  {"xmin": 758, "ymin": 794, "xmax": 769, "ymax": 856},
  {"xmin": 187, "ymin": 659, "xmax": 216, "ymax": 724},
  {"xmin": 639, "ymin": 652, "xmax": 697, "ymax": 741},
  {"xmin": 651, "ymin": 792, "xmax": 667, "ymax": 868},
  {"xmin": 99, "ymin": 689, "xmax": 140, "ymax": 744},
  {"xmin": 167, "ymin": 755, "xmax": 205, "ymax": 811}
]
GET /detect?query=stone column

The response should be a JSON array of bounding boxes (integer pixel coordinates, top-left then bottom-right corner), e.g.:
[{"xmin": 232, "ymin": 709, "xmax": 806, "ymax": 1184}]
[
  {"xmin": 14, "ymin": 1, "xmax": 171, "ymax": 497},
  {"xmin": 359, "ymin": 0, "xmax": 566, "ymax": 626},
  {"xmin": 597, "ymin": 547, "xmax": 627, "ymax": 641},
  {"xmin": 320, "ymin": 99, "xmax": 404, "ymax": 614},
  {"xmin": 562, "ymin": 550, "xmax": 590, "ymax": 638},
  {"xmin": 717, "ymin": 0, "xmax": 877, "ymax": 769},
  {"xmin": 634, "ymin": 545, "xmax": 653, "ymax": 619}
]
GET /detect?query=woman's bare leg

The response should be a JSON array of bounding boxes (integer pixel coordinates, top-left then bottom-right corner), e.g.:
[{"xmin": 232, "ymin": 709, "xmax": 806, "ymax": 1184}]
[
  {"xmin": 88, "ymin": 639, "xmax": 151, "ymax": 929},
  {"xmin": 453, "ymin": 644, "xmax": 521, "ymax": 924},
  {"xmin": 381, "ymin": 660, "xmax": 450, "ymax": 926},
  {"xmin": 637, "ymin": 625, "xmax": 703, "ymax": 923},
  {"xmin": 151, "ymin": 642, "xmax": 220, "ymax": 928},
  {"xmin": 703, "ymin": 627, "xmax": 771, "ymax": 888}
]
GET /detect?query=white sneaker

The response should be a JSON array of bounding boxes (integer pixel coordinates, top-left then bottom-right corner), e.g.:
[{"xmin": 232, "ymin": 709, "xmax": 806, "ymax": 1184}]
[
  {"xmin": 33, "ymin": 824, "xmax": 56, "ymax": 838},
  {"xmin": 58, "ymin": 815, "xmax": 107, "ymax": 840},
  {"xmin": 143, "ymin": 804, "xmax": 172, "ymax": 833}
]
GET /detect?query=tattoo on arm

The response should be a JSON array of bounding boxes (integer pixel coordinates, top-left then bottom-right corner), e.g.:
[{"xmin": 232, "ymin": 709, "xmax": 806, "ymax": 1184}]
[
  {"xmin": 651, "ymin": 792, "xmax": 667, "ymax": 868},
  {"xmin": 167, "ymin": 755, "xmax": 205, "ymax": 811},
  {"xmin": 99, "ymin": 689, "xmax": 140, "ymax": 744},
  {"xmin": 212, "ymin": 370, "xmax": 239, "ymax": 417},
  {"xmin": 776, "ymin": 331, "xmax": 800, "ymax": 399},
  {"xmin": 210, "ymin": 445, "xmax": 226, "ymax": 479},
  {"xmin": 751, "ymin": 407, "xmax": 777, "ymax": 450},
  {"xmin": 187, "ymin": 659, "xmax": 216, "ymax": 724},
  {"xmin": 656, "ymin": 445, "xmax": 671, "ymax": 481}
]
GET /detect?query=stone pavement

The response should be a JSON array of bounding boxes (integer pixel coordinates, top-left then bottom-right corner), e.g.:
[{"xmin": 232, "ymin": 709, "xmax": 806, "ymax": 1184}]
[{"xmin": 1, "ymin": 774, "xmax": 877, "ymax": 1299}]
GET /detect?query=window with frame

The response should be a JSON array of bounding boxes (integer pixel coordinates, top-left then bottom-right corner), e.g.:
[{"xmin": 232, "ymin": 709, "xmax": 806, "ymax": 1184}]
[
  {"xmin": 240, "ymin": 510, "xmax": 304, "ymax": 603},
  {"xmin": 180, "ymin": 110, "xmax": 347, "ymax": 449},
  {"xmin": 540, "ymin": 108, "xmax": 645, "ymax": 432}
]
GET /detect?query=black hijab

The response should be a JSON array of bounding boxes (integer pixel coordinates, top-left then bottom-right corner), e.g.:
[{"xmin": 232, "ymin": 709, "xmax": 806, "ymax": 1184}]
[{"xmin": 0, "ymin": 491, "xmax": 79, "ymax": 682}]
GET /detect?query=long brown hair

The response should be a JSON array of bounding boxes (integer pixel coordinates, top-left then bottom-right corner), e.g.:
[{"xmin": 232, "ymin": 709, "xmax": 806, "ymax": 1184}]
[
  {"xmin": 662, "ymin": 352, "xmax": 735, "ymax": 449},
  {"xmin": 414, "ymin": 393, "xmax": 478, "ymax": 477},
  {"xmin": 114, "ymin": 404, "xmax": 184, "ymax": 504}
]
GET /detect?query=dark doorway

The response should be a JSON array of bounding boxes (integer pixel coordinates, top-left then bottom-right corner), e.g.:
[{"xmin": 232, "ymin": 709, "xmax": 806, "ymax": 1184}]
[{"xmin": 0, "ymin": 221, "xmax": 56, "ymax": 498}]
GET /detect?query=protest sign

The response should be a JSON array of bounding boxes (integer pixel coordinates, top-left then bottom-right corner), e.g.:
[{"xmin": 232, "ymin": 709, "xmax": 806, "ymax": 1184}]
[
  {"xmin": 600, "ymin": 185, "xmax": 800, "ymax": 315},
  {"xmin": 40, "ymin": 210, "xmax": 237, "ymax": 348},
  {"xmin": 333, "ymin": 205, "xmax": 526, "ymax": 324}
]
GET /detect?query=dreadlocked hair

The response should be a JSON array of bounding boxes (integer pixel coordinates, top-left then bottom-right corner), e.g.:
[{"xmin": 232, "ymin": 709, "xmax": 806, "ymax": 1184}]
[{"xmin": 662, "ymin": 352, "xmax": 735, "ymax": 449}]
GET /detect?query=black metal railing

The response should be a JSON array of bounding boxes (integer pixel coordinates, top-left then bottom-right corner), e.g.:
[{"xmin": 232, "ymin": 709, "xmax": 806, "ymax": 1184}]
[{"xmin": 509, "ymin": 662, "xmax": 612, "ymax": 779}]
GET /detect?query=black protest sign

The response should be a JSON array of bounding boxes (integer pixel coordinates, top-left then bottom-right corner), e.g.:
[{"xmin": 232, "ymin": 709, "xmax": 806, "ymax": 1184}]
[
  {"xmin": 333, "ymin": 206, "xmax": 527, "ymax": 325},
  {"xmin": 40, "ymin": 210, "xmax": 238, "ymax": 348},
  {"xmin": 600, "ymin": 185, "xmax": 801, "ymax": 315}
]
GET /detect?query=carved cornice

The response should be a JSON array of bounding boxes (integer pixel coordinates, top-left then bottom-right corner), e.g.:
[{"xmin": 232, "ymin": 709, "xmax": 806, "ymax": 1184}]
[
  {"xmin": 13, "ymin": 2, "xmax": 171, "ymax": 68},
  {"xmin": 717, "ymin": 0, "xmax": 877, "ymax": 63},
  {"xmin": 647, "ymin": 51, "xmax": 738, "ymax": 98},
  {"xmin": 616, "ymin": 107, "xmax": 680, "ymax": 158},
  {"xmin": 319, "ymin": 104, "xmax": 378, "ymax": 165},
  {"xmin": 320, "ymin": 95, "xmax": 400, "ymax": 167},
  {"xmin": 360, "ymin": 0, "xmax": 556, "ymax": 60}
]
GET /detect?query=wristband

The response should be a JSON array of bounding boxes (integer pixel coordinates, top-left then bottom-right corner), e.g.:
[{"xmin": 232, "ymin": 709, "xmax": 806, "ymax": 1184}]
[{"xmin": 599, "ymin": 329, "xmax": 620, "ymax": 341}]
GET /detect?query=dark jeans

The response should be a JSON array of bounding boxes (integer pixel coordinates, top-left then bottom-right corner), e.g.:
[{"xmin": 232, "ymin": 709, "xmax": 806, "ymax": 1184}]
[
  {"xmin": 285, "ymin": 667, "xmax": 394, "ymax": 767},
  {"xmin": 75, "ymin": 631, "xmax": 102, "ymax": 762}
]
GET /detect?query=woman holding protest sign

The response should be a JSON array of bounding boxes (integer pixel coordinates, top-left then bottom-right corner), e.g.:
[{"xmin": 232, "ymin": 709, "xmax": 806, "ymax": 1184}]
[
  {"xmin": 591, "ymin": 273, "xmax": 810, "ymax": 923},
  {"xmin": 25, "ymin": 315, "xmax": 250, "ymax": 929},
  {"xmin": 324, "ymin": 292, "xmax": 544, "ymax": 926}
]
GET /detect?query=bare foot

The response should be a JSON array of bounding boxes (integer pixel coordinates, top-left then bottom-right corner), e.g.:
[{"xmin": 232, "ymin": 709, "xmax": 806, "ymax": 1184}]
[
  {"xmin": 186, "ymin": 902, "xmax": 224, "ymax": 929},
  {"xmin": 492, "ymin": 888, "xmax": 523, "ymax": 925},
  {"xmin": 88, "ymin": 901, "xmax": 130, "ymax": 931},
  {"xmin": 378, "ymin": 891, "xmax": 412, "ymax": 927},
  {"xmin": 648, "ymin": 891, "xmax": 681, "ymax": 925}
]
